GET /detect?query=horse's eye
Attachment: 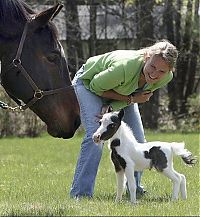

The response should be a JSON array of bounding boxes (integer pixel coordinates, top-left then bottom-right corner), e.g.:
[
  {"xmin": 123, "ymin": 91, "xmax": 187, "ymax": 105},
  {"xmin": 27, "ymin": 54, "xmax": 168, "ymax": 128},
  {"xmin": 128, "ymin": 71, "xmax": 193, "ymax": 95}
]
[
  {"xmin": 46, "ymin": 54, "xmax": 57, "ymax": 62},
  {"xmin": 46, "ymin": 52, "xmax": 60, "ymax": 63}
]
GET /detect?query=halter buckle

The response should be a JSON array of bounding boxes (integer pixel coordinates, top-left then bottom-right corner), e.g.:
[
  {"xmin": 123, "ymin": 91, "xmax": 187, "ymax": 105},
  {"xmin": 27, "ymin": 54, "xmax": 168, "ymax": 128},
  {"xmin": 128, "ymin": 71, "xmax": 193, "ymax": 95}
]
[
  {"xmin": 34, "ymin": 90, "xmax": 44, "ymax": 99},
  {"xmin": 13, "ymin": 59, "xmax": 21, "ymax": 67}
]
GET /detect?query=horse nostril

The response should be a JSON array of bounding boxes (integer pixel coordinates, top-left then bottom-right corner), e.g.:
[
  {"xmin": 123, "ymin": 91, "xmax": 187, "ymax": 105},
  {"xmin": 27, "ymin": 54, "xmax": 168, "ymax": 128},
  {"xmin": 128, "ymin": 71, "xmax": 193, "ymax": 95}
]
[{"xmin": 93, "ymin": 133, "xmax": 101, "ymax": 143}]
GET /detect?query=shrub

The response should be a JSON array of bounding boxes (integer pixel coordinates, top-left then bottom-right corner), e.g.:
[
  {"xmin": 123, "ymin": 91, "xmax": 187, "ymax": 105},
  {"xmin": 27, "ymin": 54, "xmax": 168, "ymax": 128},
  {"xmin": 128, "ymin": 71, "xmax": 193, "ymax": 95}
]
[
  {"xmin": 177, "ymin": 94, "xmax": 200, "ymax": 132},
  {"xmin": 158, "ymin": 94, "xmax": 200, "ymax": 133}
]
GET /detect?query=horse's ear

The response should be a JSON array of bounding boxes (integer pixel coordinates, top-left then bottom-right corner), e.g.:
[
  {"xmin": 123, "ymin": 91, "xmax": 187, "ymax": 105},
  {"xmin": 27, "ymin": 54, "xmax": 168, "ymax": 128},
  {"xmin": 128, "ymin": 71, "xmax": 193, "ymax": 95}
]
[
  {"xmin": 118, "ymin": 109, "xmax": 124, "ymax": 120},
  {"xmin": 31, "ymin": 3, "xmax": 63, "ymax": 29},
  {"xmin": 50, "ymin": 3, "xmax": 63, "ymax": 20}
]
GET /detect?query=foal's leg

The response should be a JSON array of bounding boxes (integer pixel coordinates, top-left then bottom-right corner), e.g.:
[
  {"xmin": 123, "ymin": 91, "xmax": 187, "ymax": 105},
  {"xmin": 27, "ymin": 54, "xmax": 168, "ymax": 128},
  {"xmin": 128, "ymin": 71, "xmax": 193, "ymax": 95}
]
[
  {"xmin": 162, "ymin": 168, "xmax": 182, "ymax": 200},
  {"xmin": 180, "ymin": 174, "xmax": 187, "ymax": 199},
  {"xmin": 124, "ymin": 163, "xmax": 137, "ymax": 204},
  {"xmin": 115, "ymin": 170, "xmax": 125, "ymax": 202}
]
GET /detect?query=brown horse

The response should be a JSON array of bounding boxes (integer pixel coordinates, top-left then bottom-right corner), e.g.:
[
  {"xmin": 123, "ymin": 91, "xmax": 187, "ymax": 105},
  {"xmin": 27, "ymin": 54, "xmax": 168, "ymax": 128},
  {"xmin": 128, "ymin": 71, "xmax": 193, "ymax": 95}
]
[{"xmin": 0, "ymin": 0, "xmax": 80, "ymax": 139}]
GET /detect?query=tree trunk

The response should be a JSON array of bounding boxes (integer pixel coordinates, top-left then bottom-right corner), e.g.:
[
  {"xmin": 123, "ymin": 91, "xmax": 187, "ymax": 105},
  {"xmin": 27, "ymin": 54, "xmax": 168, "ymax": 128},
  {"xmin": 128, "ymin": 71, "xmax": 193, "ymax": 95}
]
[
  {"xmin": 140, "ymin": 91, "xmax": 159, "ymax": 129},
  {"xmin": 135, "ymin": 0, "xmax": 158, "ymax": 129},
  {"xmin": 176, "ymin": 0, "xmax": 193, "ymax": 114},
  {"xmin": 185, "ymin": 0, "xmax": 200, "ymax": 99},
  {"xmin": 65, "ymin": 0, "xmax": 84, "ymax": 79},
  {"xmin": 89, "ymin": 1, "xmax": 97, "ymax": 56},
  {"xmin": 163, "ymin": 0, "xmax": 177, "ymax": 114}
]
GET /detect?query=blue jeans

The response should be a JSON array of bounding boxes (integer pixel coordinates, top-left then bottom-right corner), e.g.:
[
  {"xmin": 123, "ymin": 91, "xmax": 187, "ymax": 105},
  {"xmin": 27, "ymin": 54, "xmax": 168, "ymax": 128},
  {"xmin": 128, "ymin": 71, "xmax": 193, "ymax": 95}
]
[{"xmin": 70, "ymin": 66, "xmax": 146, "ymax": 198}]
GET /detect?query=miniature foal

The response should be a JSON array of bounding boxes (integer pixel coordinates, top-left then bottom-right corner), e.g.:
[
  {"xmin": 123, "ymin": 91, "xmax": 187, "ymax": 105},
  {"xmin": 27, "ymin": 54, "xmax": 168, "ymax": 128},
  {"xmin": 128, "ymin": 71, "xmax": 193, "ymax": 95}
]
[{"xmin": 93, "ymin": 109, "xmax": 196, "ymax": 204}]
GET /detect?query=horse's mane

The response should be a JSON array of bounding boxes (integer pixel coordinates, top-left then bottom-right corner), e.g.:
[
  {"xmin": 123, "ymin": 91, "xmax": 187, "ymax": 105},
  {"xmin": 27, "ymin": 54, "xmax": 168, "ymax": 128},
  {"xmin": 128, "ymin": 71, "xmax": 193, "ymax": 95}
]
[
  {"xmin": 0, "ymin": 0, "xmax": 35, "ymax": 24},
  {"xmin": 120, "ymin": 121, "xmax": 139, "ymax": 143}
]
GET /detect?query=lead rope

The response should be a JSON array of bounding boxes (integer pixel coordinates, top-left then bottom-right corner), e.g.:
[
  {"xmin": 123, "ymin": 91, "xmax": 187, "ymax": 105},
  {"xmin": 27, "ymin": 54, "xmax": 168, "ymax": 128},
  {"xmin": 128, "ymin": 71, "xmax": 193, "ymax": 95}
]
[{"xmin": 0, "ymin": 101, "xmax": 23, "ymax": 112}]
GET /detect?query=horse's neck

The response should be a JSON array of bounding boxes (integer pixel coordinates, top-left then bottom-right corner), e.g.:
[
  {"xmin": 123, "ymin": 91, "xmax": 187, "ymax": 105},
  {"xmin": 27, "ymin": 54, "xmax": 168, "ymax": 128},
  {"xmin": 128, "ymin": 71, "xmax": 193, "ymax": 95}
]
[{"xmin": 112, "ymin": 121, "xmax": 138, "ymax": 147}]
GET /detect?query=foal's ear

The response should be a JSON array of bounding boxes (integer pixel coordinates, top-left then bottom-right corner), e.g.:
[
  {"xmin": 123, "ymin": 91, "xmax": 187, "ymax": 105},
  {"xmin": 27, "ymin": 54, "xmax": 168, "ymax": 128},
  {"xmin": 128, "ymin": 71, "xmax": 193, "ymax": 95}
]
[
  {"xmin": 118, "ymin": 109, "xmax": 124, "ymax": 120},
  {"xmin": 107, "ymin": 105, "xmax": 113, "ymax": 113},
  {"xmin": 31, "ymin": 3, "xmax": 63, "ymax": 29}
]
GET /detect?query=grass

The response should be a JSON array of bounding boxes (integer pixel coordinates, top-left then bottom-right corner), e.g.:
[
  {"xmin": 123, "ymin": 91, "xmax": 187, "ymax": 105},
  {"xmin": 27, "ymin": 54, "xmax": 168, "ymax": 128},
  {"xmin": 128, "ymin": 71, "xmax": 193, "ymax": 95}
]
[{"xmin": 0, "ymin": 131, "xmax": 199, "ymax": 216}]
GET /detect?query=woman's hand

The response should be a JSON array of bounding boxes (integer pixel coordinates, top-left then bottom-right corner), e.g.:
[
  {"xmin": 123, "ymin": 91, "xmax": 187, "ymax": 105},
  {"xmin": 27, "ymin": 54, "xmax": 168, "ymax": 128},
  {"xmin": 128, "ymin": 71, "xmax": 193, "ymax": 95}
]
[
  {"xmin": 101, "ymin": 89, "xmax": 153, "ymax": 104},
  {"xmin": 131, "ymin": 91, "xmax": 153, "ymax": 103}
]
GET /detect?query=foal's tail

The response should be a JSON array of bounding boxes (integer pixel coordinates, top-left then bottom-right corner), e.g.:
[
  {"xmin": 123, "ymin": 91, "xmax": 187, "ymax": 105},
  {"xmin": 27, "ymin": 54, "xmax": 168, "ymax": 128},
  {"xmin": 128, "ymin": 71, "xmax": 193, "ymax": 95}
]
[{"xmin": 171, "ymin": 142, "xmax": 197, "ymax": 166}]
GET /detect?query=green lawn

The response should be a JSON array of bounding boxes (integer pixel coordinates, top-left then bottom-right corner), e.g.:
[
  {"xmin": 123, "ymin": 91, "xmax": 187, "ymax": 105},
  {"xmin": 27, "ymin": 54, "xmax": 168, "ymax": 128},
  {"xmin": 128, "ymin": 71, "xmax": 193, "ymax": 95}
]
[{"xmin": 0, "ymin": 132, "xmax": 199, "ymax": 216}]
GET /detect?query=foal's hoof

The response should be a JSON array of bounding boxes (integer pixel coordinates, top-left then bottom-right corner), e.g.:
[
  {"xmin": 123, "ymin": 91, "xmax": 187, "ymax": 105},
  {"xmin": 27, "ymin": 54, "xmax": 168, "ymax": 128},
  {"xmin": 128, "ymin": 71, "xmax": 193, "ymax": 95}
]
[
  {"xmin": 115, "ymin": 198, "xmax": 122, "ymax": 203},
  {"xmin": 171, "ymin": 197, "xmax": 178, "ymax": 202},
  {"xmin": 131, "ymin": 201, "xmax": 139, "ymax": 205}
]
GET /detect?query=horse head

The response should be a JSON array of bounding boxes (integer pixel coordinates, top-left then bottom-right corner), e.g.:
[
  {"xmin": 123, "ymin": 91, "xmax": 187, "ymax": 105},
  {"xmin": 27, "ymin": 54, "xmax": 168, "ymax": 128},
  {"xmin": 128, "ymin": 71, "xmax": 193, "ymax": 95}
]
[{"xmin": 0, "ymin": 0, "xmax": 80, "ymax": 139}]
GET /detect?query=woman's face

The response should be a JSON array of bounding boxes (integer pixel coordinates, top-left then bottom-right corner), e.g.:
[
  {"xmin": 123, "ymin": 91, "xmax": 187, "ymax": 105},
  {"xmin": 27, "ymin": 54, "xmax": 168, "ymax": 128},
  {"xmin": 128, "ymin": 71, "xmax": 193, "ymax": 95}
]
[{"xmin": 143, "ymin": 54, "xmax": 170, "ymax": 84}]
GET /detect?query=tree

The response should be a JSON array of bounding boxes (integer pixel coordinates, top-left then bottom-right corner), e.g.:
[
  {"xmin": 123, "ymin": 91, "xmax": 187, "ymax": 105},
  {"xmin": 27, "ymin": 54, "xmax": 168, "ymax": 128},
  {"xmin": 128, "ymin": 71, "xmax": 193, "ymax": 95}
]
[
  {"xmin": 135, "ymin": 0, "xmax": 158, "ymax": 129},
  {"xmin": 167, "ymin": 0, "xmax": 200, "ymax": 117},
  {"xmin": 89, "ymin": 1, "xmax": 97, "ymax": 56},
  {"xmin": 184, "ymin": 0, "xmax": 199, "ymax": 99},
  {"xmin": 163, "ymin": 0, "xmax": 178, "ymax": 113},
  {"xmin": 64, "ymin": 0, "xmax": 84, "ymax": 79}
]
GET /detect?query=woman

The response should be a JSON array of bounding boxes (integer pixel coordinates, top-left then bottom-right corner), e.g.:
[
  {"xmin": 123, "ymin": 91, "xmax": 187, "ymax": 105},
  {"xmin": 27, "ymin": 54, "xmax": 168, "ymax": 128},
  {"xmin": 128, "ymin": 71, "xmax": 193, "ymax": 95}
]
[{"xmin": 70, "ymin": 39, "xmax": 178, "ymax": 198}]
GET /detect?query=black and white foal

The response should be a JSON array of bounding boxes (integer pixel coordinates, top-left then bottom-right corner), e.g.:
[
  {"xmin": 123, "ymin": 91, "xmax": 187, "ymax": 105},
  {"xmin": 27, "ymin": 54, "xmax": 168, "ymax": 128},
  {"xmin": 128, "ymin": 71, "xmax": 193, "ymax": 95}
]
[{"xmin": 93, "ymin": 109, "xmax": 196, "ymax": 204}]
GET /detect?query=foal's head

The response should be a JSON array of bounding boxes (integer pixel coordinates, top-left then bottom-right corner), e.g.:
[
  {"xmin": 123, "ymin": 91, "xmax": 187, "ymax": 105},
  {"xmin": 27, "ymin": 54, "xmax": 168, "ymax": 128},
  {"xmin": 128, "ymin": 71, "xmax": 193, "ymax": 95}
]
[{"xmin": 93, "ymin": 109, "xmax": 124, "ymax": 144}]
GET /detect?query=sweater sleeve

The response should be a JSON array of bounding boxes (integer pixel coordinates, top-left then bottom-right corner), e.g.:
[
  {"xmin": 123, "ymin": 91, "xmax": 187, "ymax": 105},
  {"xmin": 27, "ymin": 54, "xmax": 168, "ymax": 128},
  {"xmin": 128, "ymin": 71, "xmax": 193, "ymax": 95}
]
[
  {"xmin": 110, "ymin": 100, "xmax": 128, "ymax": 111},
  {"xmin": 88, "ymin": 63, "xmax": 125, "ymax": 96}
]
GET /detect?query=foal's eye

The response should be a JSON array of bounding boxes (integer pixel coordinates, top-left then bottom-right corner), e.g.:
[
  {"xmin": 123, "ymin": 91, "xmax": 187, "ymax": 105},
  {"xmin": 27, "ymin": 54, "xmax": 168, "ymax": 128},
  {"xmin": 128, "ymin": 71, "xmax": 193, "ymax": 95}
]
[{"xmin": 110, "ymin": 124, "xmax": 115, "ymax": 128}]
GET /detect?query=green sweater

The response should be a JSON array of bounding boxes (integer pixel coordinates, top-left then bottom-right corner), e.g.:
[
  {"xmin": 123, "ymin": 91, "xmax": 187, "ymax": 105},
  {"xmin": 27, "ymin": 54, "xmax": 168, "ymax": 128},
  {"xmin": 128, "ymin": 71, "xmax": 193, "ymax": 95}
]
[{"xmin": 80, "ymin": 50, "xmax": 173, "ymax": 111}]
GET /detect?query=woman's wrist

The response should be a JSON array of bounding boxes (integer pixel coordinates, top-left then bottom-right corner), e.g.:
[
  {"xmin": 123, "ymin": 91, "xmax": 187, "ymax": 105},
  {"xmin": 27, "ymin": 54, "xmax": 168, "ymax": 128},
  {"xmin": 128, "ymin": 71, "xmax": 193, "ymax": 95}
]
[{"xmin": 127, "ymin": 95, "xmax": 135, "ymax": 105}]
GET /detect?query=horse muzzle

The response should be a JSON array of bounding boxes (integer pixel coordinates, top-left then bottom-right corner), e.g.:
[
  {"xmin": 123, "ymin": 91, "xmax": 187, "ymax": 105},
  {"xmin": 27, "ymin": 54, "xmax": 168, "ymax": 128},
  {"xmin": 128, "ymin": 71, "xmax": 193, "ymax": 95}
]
[
  {"xmin": 92, "ymin": 133, "xmax": 103, "ymax": 144},
  {"xmin": 47, "ymin": 115, "xmax": 80, "ymax": 139}
]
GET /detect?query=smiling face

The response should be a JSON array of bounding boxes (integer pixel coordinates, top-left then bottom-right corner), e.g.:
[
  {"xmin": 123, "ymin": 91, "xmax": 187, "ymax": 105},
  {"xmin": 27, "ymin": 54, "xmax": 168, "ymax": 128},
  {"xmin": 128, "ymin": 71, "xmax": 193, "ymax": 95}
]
[{"xmin": 143, "ymin": 54, "xmax": 170, "ymax": 84}]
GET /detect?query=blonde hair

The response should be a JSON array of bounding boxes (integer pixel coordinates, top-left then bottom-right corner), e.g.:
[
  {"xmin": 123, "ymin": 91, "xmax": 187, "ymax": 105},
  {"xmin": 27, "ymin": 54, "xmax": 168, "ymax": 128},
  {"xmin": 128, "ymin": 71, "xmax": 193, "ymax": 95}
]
[{"xmin": 144, "ymin": 39, "xmax": 178, "ymax": 69}]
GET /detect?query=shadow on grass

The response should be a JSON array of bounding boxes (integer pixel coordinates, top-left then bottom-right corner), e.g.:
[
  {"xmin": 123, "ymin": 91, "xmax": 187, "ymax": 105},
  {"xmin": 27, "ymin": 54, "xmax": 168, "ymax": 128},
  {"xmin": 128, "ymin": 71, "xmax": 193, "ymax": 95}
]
[
  {"xmin": 94, "ymin": 192, "xmax": 116, "ymax": 202},
  {"xmin": 94, "ymin": 192, "xmax": 171, "ymax": 203},
  {"xmin": 143, "ymin": 193, "xmax": 171, "ymax": 203}
]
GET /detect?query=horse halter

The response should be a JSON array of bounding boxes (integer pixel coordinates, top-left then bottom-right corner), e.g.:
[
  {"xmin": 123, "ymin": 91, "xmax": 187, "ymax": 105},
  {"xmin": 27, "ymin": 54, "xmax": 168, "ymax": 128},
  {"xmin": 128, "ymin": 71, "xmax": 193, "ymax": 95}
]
[{"xmin": 5, "ymin": 20, "xmax": 73, "ymax": 111}]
